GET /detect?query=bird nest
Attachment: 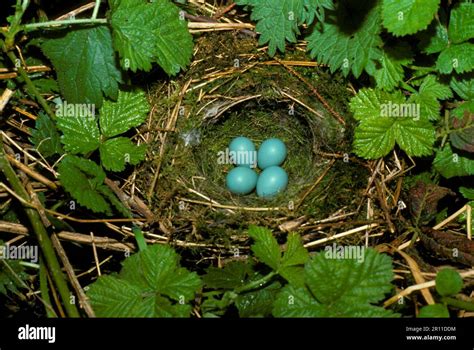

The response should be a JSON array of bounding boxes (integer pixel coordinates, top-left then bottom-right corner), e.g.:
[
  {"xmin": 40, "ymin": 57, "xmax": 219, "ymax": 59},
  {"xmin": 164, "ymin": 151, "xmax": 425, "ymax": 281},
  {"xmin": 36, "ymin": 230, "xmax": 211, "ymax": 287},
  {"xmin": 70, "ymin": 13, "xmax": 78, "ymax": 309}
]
[{"xmin": 136, "ymin": 32, "xmax": 368, "ymax": 247}]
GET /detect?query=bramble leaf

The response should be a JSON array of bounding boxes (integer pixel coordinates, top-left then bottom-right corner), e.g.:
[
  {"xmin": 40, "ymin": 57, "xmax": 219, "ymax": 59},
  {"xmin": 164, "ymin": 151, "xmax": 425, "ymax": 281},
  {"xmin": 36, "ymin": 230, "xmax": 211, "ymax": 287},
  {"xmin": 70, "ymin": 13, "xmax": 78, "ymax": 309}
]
[
  {"xmin": 418, "ymin": 304, "xmax": 449, "ymax": 318},
  {"xmin": 56, "ymin": 114, "xmax": 100, "ymax": 154},
  {"xmin": 448, "ymin": 3, "xmax": 474, "ymax": 44},
  {"xmin": 374, "ymin": 44, "xmax": 413, "ymax": 91},
  {"xmin": 248, "ymin": 225, "xmax": 280, "ymax": 270},
  {"xmin": 87, "ymin": 244, "xmax": 202, "ymax": 317},
  {"xmin": 436, "ymin": 42, "xmax": 474, "ymax": 74},
  {"xmin": 436, "ymin": 269, "xmax": 463, "ymax": 297},
  {"xmin": 408, "ymin": 75, "xmax": 453, "ymax": 121},
  {"xmin": 382, "ymin": 0, "xmax": 440, "ymax": 36},
  {"xmin": 110, "ymin": 0, "xmax": 193, "ymax": 74},
  {"xmin": 433, "ymin": 144, "xmax": 474, "ymax": 178},
  {"xmin": 30, "ymin": 113, "xmax": 63, "ymax": 157},
  {"xmin": 41, "ymin": 26, "xmax": 122, "ymax": 108},
  {"xmin": 100, "ymin": 137, "xmax": 146, "ymax": 172}
]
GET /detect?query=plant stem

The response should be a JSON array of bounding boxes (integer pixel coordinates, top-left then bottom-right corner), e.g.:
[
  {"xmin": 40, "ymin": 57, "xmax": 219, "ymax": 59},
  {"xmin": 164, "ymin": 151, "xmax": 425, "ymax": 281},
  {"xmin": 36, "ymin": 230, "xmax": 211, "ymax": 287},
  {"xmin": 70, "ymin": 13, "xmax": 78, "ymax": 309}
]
[
  {"xmin": 234, "ymin": 271, "xmax": 277, "ymax": 294},
  {"xmin": 23, "ymin": 18, "xmax": 107, "ymax": 30},
  {"xmin": 92, "ymin": 0, "xmax": 101, "ymax": 20},
  {"xmin": 40, "ymin": 260, "xmax": 57, "ymax": 318},
  {"xmin": 0, "ymin": 136, "xmax": 79, "ymax": 317},
  {"xmin": 443, "ymin": 296, "xmax": 474, "ymax": 312},
  {"xmin": 1, "ymin": 39, "xmax": 56, "ymax": 120}
]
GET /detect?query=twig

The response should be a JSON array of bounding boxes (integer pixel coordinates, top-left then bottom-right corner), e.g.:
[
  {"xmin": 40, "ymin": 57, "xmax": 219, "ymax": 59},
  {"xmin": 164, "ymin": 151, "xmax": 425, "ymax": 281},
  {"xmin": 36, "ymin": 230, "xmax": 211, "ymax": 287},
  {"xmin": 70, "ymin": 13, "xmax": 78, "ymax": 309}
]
[
  {"xmin": 0, "ymin": 88, "xmax": 14, "ymax": 112},
  {"xmin": 296, "ymin": 159, "xmax": 334, "ymax": 210},
  {"xmin": 304, "ymin": 223, "xmax": 379, "ymax": 248},
  {"xmin": 177, "ymin": 197, "xmax": 283, "ymax": 212}
]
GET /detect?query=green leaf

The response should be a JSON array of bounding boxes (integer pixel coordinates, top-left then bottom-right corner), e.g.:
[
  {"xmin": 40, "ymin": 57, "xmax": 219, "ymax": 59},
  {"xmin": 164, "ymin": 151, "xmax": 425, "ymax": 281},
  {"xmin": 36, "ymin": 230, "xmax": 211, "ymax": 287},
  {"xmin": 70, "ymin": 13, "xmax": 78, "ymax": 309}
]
[
  {"xmin": 0, "ymin": 258, "xmax": 27, "ymax": 296},
  {"xmin": 449, "ymin": 102, "xmax": 474, "ymax": 153},
  {"xmin": 436, "ymin": 269, "xmax": 463, "ymax": 297},
  {"xmin": 436, "ymin": 42, "xmax": 474, "ymax": 74},
  {"xmin": 279, "ymin": 233, "xmax": 309, "ymax": 287},
  {"xmin": 433, "ymin": 144, "xmax": 474, "ymax": 178},
  {"xmin": 382, "ymin": 0, "xmax": 440, "ymax": 36},
  {"xmin": 273, "ymin": 249, "xmax": 397, "ymax": 317},
  {"xmin": 248, "ymin": 225, "xmax": 280, "ymax": 270},
  {"xmin": 237, "ymin": 0, "xmax": 304, "ymax": 56},
  {"xmin": 88, "ymin": 244, "xmax": 202, "ymax": 317},
  {"xmin": 41, "ymin": 26, "xmax": 122, "ymax": 108},
  {"xmin": 450, "ymin": 73, "xmax": 474, "ymax": 100},
  {"xmin": 99, "ymin": 137, "xmax": 146, "ymax": 172},
  {"xmin": 110, "ymin": 0, "xmax": 193, "ymax": 74},
  {"xmin": 460, "ymin": 187, "xmax": 474, "ymax": 200},
  {"xmin": 99, "ymin": 90, "xmax": 150, "ymax": 138},
  {"xmin": 448, "ymin": 3, "xmax": 474, "ymax": 44},
  {"xmin": 418, "ymin": 304, "xmax": 450, "ymax": 318},
  {"xmin": 56, "ymin": 114, "xmax": 100, "ymax": 154},
  {"xmin": 374, "ymin": 44, "xmax": 413, "ymax": 91},
  {"xmin": 58, "ymin": 155, "xmax": 112, "ymax": 215},
  {"xmin": 307, "ymin": 3, "xmax": 382, "ymax": 78},
  {"xmin": 351, "ymin": 89, "xmax": 436, "ymax": 158},
  {"xmin": 236, "ymin": 281, "xmax": 281, "ymax": 317},
  {"xmin": 30, "ymin": 113, "xmax": 63, "ymax": 157},
  {"xmin": 203, "ymin": 262, "xmax": 253, "ymax": 289},
  {"xmin": 409, "ymin": 75, "xmax": 453, "ymax": 121},
  {"xmin": 419, "ymin": 22, "xmax": 449, "ymax": 54}
]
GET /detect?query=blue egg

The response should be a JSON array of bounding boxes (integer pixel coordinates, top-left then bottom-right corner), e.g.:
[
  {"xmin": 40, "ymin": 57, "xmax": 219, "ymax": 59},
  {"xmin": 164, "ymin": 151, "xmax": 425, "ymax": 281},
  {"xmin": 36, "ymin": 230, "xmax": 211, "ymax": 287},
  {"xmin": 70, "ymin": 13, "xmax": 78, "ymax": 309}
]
[
  {"xmin": 229, "ymin": 136, "xmax": 257, "ymax": 167},
  {"xmin": 256, "ymin": 166, "xmax": 288, "ymax": 198},
  {"xmin": 257, "ymin": 138, "xmax": 287, "ymax": 169},
  {"xmin": 226, "ymin": 166, "xmax": 258, "ymax": 195}
]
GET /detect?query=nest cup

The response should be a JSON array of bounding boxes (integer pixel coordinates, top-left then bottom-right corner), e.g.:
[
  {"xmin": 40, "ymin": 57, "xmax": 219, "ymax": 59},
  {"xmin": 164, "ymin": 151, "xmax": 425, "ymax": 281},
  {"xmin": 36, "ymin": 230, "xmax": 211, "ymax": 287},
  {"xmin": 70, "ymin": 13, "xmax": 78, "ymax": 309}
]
[{"xmin": 140, "ymin": 50, "xmax": 357, "ymax": 234}]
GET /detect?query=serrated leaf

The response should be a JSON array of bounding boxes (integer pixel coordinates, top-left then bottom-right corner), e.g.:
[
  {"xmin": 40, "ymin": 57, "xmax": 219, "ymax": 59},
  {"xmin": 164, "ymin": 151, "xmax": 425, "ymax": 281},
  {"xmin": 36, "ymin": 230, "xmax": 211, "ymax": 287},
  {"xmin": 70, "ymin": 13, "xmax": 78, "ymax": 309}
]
[
  {"xmin": 436, "ymin": 42, "xmax": 474, "ymax": 74},
  {"xmin": 56, "ymin": 115, "xmax": 100, "ymax": 154},
  {"xmin": 248, "ymin": 225, "xmax": 280, "ymax": 270},
  {"xmin": 374, "ymin": 45, "xmax": 413, "ymax": 91},
  {"xmin": 418, "ymin": 304, "xmax": 449, "ymax": 318},
  {"xmin": 448, "ymin": 3, "xmax": 474, "ymax": 44},
  {"xmin": 351, "ymin": 89, "xmax": 435, "ymax": 158},
  {"xmin": 273, "ymin": 249, "xmax": 397, "ymax": 317},
  {"xmin": 436, "ymin": 269, "xmax": 463, "ymax": 297},
  {"xmin": 408, "ymin": 75, "xmax": 452, "ymax": 121},
  {"xmin": 30, "ymin": 113, "xmax": 63, "ymax": 157},
  {"xmin": 382, "ymin": 0, "xmax": 440, "ymax": 36},
  {"xmin": 449, "ymin": 102, "xmax": 474, "ymax": 153},
  {"xmin": 110, "ymin": 0, "xmax": 193, "ymax": 74},
  {"xmin": 88, "ymin": 244, "xmax": 201, "ymax": 317},
  {"xmin": 99, "ymin": 90, "xmax": 150, "ymax": 138},
  {"xmin": 203, "ymin": 262, "xmax": 253, "ymax": 289},
  {"xmin": 99, "ymin": 137, "xmax": 146, "ymax": 172},
  {"xmin": 0, "ymin": 258, "xmax": 27, "ymax": 296},
  {"xmin": 419, "ymin": 22, "xmax": 449, "ymax": 54},
  {"xmin": 41, "ymin": 26, "xmax": 122, "ymax": 108},
  {"xmin": 460, "ymin": 187, "xmax": 474, "ymax": 200},
  {"xmin": 307, "ymin": 3, "xmax": 382, "ymax": 78},
  {"xmin": 58, "ymin": 155, "xmax": 112, "ymax": 215},
  {"xmin": 236, "ymin": 281, "xmax": 281, "ymax": 317},
  {"xmin": 281, "ymin": 233, "xmax": 309, "ymax": 267},
  {"xmin": 433, "ymin": 144, "xmax": 474, "ymax": 178},
  {"xmin": 96, "ymin": 184, "xmax": 131, "ymax": 218},
  {"xmin": 450, "ymin": 73, "xmax": 474, "ymax": 100}
]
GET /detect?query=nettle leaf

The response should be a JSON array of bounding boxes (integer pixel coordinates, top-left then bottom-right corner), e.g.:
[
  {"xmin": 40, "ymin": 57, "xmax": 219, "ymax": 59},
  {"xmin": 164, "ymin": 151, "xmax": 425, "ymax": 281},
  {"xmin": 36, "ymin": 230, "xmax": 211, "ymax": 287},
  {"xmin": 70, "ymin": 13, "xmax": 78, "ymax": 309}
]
[
  {"xmin": 436, "ymin": 269, "xmax": 463, "ymax": 297},
  {"xmin": 409, "ymin": 75, "xmax": 453, "ymax": 121},
  {"xmin": 100, "ymin": 137, "xmax": 146, "ymax": 172},
  {"xmin": 88, "ymin": 244, "xmax": 202, "ymax": 317},
  {"xmin": 41, "ymin": 26, "xmax": 122, "ymax": 108},
  {"xmin": 248, "ymin": 225, "xmax": 281, "ymax": 270},
  {"xmin": 56, "ymin": 114, "xmax": 100, "ymax": 154},
  {"xmin": 351, "ymin": 88, "xmax": 436, "ymax": 158},
  {"xmin": 57, "ymin": 155, "xmax": 128, "ymax": 215},
  {"xmin": 374, "ymin": 44, "xmax": 413, "ymax": 91},
  {"xmin": 273, "ymin": 249, "xmax": 397, "ymax": 317},
  {"xmin": 450, "ymin": 102, "xmax": 474, "ymax": 153},
  {"xmin": 450, "ymin": 73, "xmax": 474, "ymax": 100},
  {"xmin": 436, "ymin": 42, "xmax": 474, "ymax": 74},
  {"xmin": 99, "ymin": 90, "xmax": 149, "ymax": 138},
  {"xmin": 307, "ymin": 3, "xmax": 382, "ymax": 78},
  {"xmin": 418, "ymin": 304, "xmax": 450, "ymax": 318},
  {"xmin": 110, "ymin": 0, "xmax": 193, "ymax": 74},
  {"xmin": 433, "ymin": 144, "xmax": 474, "ymax": 178},
  {"xmin": 30, "ymin": 113, "xmax": 63, "ymax": 157},
  {"xmin": 382, "ymin": 0, "xmax": 440, "ymax": 36},
  {"xmin": 448, "ymin": 3, "xmax": 474, "ymax": 44}
]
